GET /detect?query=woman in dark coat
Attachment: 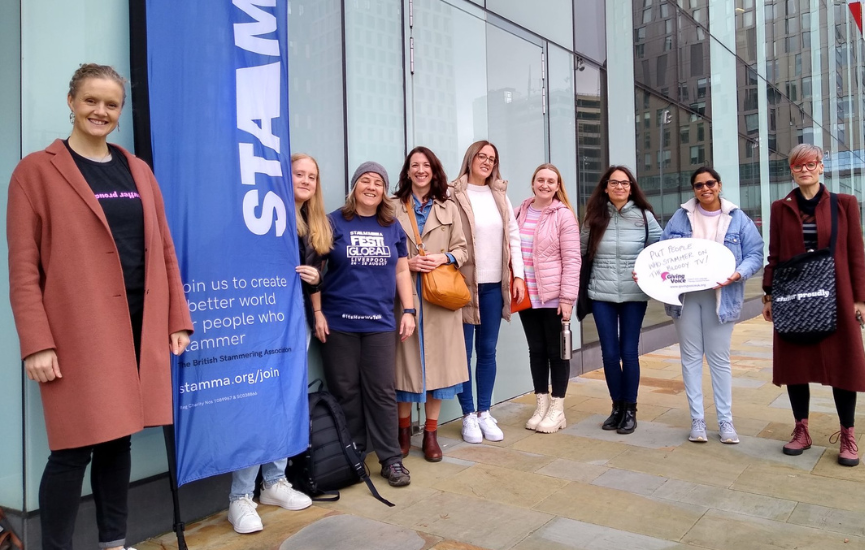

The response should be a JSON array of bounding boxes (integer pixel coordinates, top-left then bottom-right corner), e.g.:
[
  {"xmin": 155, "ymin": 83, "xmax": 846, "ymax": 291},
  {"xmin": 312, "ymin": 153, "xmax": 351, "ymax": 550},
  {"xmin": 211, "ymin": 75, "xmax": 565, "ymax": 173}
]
[{"xmin": 762, "ymin": 143, "xmax": 865, "ymax": 467}]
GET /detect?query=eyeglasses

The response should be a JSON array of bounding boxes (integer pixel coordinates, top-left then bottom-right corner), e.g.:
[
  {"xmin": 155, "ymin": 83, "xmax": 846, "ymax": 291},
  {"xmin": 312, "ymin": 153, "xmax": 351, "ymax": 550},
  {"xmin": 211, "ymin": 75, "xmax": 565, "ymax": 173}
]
[
  {"xmin": 693, "ymin": 180, "xmax": 719, "ymax": 191},
  {"xmin": 790, "ymin": 161, "xmax": 820, "ymax": 172},
  {"xmin": 476, "ymin": 152, "xmax": 497, "ymax": 165},
  {"xmin": 607, "ymin": 180, "xmax": 631, "ymax": 188}
]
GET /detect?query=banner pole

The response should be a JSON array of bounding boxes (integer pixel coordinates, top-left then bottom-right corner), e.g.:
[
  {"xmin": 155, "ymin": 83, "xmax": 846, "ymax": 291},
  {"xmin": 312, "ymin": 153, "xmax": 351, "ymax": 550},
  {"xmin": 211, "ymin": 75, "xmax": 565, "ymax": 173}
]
[{"xmin": 162, "ymin": 425, "xmax": 188, "ymax": 550}]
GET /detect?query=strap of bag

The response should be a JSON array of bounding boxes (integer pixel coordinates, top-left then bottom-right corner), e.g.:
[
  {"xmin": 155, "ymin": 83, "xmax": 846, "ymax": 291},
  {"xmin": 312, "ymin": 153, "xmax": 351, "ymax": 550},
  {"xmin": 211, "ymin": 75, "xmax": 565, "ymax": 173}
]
[
  {"xmin": 405, "ymin": 200, "xmax": 427, "ymax": 257},
  {"xmin": 320, "ymin": 394, "xmax": 395, "ymax": 507},
  {"xmin": 642, "ymin": 210, "xmax": 649, "ymax": 246},
  {"xmin": 829, "ymin": 192, "xmax": 838, "ymax": 254}
]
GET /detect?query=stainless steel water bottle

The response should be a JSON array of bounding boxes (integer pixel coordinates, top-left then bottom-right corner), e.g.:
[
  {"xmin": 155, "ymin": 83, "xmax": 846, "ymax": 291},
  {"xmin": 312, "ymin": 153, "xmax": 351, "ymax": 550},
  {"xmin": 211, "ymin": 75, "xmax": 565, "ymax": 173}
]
[{"xmin": 560, "ymin": 319, "xmax": 572, "ymax": 360}]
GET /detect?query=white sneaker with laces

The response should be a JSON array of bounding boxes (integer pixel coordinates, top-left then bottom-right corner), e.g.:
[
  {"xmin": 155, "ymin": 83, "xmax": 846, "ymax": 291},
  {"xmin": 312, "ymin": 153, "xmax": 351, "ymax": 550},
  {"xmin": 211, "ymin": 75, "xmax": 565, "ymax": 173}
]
[
  {"xmin": 718, "ymin": 420, "xmax": 740, "ymax": 444},
  {"xmin": 227, "ymin": 495, "xmax": 263, "ymax": 534},
  {"xmin": 689, "ymin": 418, "xmax": 708, "ymax": 443},
  {"xmin": 259, "ymin": 478, "xmax": 312, "ymax": 510},
  {"xmin": 462, "ymin": 413, "xmax": 482, "ymax": 443},
  {"xmin": 477, "ymin": 411, "xmax": 504, "ymax": 442}
]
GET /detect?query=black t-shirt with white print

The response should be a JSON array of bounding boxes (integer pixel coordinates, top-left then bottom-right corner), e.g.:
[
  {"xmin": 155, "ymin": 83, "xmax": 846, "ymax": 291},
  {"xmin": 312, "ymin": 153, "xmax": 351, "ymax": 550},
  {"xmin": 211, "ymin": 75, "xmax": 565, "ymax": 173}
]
[{"xmin": 65, "ymin": 140, "xmax": 145, "ymax": 316}]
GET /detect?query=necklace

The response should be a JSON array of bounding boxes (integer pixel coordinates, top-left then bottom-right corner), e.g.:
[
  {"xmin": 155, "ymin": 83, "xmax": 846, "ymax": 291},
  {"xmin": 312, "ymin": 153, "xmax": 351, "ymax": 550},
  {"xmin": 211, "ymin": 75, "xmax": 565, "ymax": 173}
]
[{"xmin": 85, "ymin": 151, "xmax": 113, "ymax": 163}]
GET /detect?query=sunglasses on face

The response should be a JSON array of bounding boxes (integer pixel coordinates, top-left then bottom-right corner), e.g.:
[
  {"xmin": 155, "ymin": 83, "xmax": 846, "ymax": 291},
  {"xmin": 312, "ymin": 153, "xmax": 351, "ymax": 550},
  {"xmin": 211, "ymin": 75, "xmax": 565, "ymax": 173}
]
[{"xmin": 693, "ymin": 180, "xmax": 718, "ymax": 191}]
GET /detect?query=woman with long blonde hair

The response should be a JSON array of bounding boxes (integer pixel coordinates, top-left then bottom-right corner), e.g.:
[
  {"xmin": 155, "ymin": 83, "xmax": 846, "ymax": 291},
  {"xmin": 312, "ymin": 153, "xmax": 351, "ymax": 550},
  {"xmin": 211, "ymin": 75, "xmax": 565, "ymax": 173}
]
[
  {"xmin": 515, "ymin": 163, "xmax": 580, "ymax": 434},
  {"xmin": 226, "ymin": 153, "xmax": 332, "ymax": 533}
]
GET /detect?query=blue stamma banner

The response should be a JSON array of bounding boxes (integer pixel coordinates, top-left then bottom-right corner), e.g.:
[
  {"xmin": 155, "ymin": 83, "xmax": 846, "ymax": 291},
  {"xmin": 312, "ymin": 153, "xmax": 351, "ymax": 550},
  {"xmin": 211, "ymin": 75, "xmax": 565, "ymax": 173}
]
[{"xmin": 145, "ymin": 0, "xmax": 307, "ymax": 485}]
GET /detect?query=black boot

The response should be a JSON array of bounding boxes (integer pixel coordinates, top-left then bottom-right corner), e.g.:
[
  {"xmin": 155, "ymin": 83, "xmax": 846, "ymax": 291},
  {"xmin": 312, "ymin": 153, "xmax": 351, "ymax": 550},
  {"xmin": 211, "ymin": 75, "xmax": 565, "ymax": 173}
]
[
  {"xmin": 602, "ymin": 401, "xmax": 623, "ymax": 430},
  {"xmin": 617, "ymin": 402, "xmax": 637, "ymax": 434}
]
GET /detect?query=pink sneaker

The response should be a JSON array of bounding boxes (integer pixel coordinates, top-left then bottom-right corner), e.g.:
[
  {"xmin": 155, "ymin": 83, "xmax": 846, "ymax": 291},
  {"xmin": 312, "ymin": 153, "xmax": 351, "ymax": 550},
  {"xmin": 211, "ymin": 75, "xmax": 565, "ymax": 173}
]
[
  {"xmin": 782, "ymin": 419, "xmax": 812, "ymax": 456},
  {"xmin": 830, "ymin": 426, "xmax": 859, "ymax": 467}
]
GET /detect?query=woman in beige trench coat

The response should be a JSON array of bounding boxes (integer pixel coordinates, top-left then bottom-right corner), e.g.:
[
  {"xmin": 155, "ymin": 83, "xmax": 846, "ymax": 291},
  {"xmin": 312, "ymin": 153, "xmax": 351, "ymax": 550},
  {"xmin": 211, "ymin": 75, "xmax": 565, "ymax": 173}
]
[{"xmin": 394, "ymin": 146, "xmax": 469, "ymax": 462}]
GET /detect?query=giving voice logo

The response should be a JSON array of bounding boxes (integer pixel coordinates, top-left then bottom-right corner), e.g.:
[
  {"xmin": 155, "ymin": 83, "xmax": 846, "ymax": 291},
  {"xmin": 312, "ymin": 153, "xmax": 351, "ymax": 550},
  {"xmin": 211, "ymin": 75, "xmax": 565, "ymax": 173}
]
[{"xmin": 661, "ymin": 272, "xmax": 686, "ymax": 283}]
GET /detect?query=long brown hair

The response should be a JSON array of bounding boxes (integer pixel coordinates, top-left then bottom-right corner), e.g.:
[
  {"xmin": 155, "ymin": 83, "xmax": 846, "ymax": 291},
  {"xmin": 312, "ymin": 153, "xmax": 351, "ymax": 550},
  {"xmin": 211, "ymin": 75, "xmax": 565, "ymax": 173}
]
[
  {"xmin": 395, "ymin": 146, "xmax": 449, "ymax": 203},
  {"xmin": 291, "ymin": 153, "xmax": 333, "ymax": 255},
  {"xmin": 531, "ymin": 163, "xmax": 574, "ymax": 212},
  {"xmin": 583, "ymin": 165, "xmax": 655, "ymax": 260},
  {"xmin": 455, "ymin": 140, "xmax": 502, "ymax": 185}
]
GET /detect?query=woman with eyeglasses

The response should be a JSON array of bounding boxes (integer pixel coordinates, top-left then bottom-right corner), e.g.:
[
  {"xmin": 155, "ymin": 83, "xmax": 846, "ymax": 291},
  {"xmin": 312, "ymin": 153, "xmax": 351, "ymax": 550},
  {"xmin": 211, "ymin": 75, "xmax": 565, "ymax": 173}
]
[
  {"xmin": 763, "ymin": 144, "xmax": 865, "ymax": 467},
  {"xmin": 661, "ymin": 167, "xmax": 763, "ymax": 445},
  {"xmin": 451, "ymin": 140, "xmax": 525, "ymax": 444},
  {"xmin": 580, "ymin": 166, "xmax": 661, "ymax": 434}
]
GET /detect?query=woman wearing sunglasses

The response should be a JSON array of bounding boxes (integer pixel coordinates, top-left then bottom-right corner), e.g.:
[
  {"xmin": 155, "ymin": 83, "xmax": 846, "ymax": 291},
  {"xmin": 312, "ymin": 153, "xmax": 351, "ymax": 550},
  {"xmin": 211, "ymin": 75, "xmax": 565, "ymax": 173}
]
[
  {"xmin": 581, "ymin": 166, "xmax": 661, "ymax": 434},
  {"xmin": 763, "ymin": 144, "xmax": 865, "ymax": 467},
  {"xmin": 661, "ymin": 167, "xmax": 763, "ymax": 444}
]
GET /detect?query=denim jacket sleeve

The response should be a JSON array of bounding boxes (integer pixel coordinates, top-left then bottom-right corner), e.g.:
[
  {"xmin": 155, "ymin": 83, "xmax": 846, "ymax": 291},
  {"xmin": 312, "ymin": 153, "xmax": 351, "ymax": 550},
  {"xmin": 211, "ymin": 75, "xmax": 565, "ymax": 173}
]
[{"xmin": 731, "ymin": 211, "xmax": 764, "ymax": 281}]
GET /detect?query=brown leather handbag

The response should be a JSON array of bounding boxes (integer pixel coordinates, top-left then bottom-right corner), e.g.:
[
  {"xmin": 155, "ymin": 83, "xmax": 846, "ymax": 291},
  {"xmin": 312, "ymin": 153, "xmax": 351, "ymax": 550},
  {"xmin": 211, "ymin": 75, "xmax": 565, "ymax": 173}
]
[
  {"xmin": 509, "ymin": 266, "xmax": 531, "ymax": 313},
  {"xmin": 405, "ymin": 201, "xmax": 471, "ymax": 311}
]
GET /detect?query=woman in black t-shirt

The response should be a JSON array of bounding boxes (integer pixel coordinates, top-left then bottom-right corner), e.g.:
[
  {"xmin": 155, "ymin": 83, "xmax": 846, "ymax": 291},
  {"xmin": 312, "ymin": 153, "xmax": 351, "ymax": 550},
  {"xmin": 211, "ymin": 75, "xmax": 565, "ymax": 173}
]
[{"xmin": 7, "ymin": 63, "xmax": 192, "ymax": 550}]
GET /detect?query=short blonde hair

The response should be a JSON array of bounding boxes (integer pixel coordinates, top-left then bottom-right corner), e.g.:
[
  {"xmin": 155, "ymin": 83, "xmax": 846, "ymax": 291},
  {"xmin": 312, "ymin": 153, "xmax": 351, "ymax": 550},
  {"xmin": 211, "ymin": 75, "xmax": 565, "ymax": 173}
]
[{"xmin": 789, "ymin": 144, "xmax": 824, "ymax": 167}]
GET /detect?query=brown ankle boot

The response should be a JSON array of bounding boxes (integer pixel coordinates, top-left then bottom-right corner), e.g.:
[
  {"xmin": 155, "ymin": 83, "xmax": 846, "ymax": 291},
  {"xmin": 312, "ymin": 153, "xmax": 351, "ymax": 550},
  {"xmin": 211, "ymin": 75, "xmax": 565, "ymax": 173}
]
[
  {"xmin": 422, "ymin": 430, "xmax": 442, "ymax": 462},
  {"xmin": 398, "ymin": 426, "xmax": 411, "ymax": 457}
]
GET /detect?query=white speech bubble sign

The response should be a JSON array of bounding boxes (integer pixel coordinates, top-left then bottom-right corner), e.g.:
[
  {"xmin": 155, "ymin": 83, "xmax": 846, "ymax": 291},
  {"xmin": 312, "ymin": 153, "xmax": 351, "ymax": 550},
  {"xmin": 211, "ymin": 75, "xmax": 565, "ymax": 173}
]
[{"xmin": 634, "ymin": 238, "xmax": 737, "ymax": 306}]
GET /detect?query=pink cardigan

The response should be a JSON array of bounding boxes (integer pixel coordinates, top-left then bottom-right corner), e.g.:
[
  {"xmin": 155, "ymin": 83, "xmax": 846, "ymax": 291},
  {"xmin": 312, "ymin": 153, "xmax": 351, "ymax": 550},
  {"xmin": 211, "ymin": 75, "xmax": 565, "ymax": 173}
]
[{"xmin": 515, "ymin": 198, "xmax": 581, "ymax": 305}]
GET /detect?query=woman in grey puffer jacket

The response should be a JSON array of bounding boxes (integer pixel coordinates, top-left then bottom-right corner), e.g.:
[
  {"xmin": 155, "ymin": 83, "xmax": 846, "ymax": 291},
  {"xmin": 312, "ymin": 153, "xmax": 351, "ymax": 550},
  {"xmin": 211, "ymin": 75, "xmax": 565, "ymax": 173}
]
[{"xmin": 580, "ymin": 166, "xmax": 661, "ymax": 434}]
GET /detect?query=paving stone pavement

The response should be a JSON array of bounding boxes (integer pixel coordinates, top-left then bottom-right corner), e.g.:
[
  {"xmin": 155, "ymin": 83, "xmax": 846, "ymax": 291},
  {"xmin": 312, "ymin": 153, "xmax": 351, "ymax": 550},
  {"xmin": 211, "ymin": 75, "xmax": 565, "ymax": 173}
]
[{"xmin": 136, "ymin": 317, "xmax": 865, "ymax": 550}]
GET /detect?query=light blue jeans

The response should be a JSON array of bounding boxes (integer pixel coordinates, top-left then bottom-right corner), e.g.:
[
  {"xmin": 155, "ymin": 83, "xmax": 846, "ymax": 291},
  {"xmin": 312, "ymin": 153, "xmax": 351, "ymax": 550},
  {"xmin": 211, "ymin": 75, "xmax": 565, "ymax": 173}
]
[
  {"xmin": 672, "ymin": 289, "xmax": 736, "ymax": 425},
  {"xmin": 229, "ymin": 459, "xmax": 287, "ymax": 501}
]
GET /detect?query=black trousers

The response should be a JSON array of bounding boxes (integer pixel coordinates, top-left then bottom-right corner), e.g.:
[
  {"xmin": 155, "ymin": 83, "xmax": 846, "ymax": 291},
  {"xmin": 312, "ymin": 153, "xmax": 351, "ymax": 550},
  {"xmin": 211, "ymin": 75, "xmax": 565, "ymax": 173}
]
[
  {"xmin": 787, "ymin": 384, "xmax": 857, "ymax": 428},
  {"xmin": 519, "ymin": 308, "xmax": 570, "ymax": 398},
  {"xmin": 40, "ymin": 436, "xmax": 132, "ymax": 550},
  {"xmin": 321, "ymin": 330, "xmax": 401, "ymax": 466}
]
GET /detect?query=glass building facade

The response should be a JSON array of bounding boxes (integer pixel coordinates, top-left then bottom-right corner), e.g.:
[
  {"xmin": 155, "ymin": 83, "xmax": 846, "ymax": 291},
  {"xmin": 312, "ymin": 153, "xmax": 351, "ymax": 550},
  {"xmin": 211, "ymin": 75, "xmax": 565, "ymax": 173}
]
[{"xmin": 0, "ymin": 0, "xmax": 862, "ymax": 541}]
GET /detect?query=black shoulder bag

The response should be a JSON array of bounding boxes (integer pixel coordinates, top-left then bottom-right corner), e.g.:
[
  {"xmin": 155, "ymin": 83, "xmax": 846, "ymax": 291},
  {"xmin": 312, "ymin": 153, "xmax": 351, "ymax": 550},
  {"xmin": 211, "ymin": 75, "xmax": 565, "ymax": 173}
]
[{"xmin": 771, "ymin": 193, "xmax": 838, "ymax": 344}]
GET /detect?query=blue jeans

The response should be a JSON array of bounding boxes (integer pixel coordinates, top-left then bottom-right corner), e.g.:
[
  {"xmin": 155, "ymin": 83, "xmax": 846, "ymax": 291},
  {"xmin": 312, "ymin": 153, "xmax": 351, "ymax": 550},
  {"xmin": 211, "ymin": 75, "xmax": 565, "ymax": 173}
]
[
  {"xmin": 458, "ymin": 282, "xmax": 503, "ymax": 414},
  {"xmin": 593, "ymin": 300, "xmax": 648, "ymax": 404},
  {"xmin": 229, "ymin": 459, "xmax": 288, "ymax": 501}
]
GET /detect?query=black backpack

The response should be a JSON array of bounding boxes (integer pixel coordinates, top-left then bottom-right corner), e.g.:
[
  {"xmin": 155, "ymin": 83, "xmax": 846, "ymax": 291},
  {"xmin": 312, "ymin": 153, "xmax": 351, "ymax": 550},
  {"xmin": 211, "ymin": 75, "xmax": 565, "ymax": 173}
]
[{"xmin": 287, "ymin": 379, "xmax": 394, "ymax": 507}]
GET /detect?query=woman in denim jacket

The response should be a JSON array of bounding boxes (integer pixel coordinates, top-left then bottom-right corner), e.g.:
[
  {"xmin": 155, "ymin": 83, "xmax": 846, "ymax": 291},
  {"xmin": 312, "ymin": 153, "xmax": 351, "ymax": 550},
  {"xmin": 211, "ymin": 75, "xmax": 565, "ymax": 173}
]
[{"xmin": 661, "ymin": 167, "xmax": 763, "ymax": 445}]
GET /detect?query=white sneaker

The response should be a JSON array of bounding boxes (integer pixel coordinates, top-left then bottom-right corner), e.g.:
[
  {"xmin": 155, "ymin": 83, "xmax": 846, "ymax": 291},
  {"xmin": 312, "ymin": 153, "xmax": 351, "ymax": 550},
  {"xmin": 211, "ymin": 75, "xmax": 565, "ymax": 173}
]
[
  {"xmin": 227, "ymin": 495, "xmax": 263, "ymax": 534},
  {"xmin": 477, "ymin": 411, "xmax": 504, "ymax": 442},
  {"xmin": 462, "ymin": 413, "xmax": 482, "ymax": 443},
  {"xmin": 259, "ymin": 478, "xmax": 312, "ymax": 510}
]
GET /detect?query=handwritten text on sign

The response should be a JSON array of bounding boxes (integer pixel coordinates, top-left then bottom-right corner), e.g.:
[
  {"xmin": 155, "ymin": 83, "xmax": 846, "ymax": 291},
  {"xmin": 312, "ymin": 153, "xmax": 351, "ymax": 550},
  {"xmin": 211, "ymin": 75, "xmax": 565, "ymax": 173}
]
[{"xmin": 634, "ymin": 238, "xmax": 736, "ymax": 305}]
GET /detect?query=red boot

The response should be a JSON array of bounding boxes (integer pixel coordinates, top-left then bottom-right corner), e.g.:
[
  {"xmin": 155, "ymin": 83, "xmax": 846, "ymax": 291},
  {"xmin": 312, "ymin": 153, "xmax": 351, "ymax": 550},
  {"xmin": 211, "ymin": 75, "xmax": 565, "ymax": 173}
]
[
  {"xmin": 831, "ymin": 426, "xmax": 859, "ymax": 467},
  {"xmin": 783, "ymin": 419, "xmax": 812, "ymax": 456},
  {"xmin": 398, "ymin": 426, "xmax": 411, "ymax": 457}
]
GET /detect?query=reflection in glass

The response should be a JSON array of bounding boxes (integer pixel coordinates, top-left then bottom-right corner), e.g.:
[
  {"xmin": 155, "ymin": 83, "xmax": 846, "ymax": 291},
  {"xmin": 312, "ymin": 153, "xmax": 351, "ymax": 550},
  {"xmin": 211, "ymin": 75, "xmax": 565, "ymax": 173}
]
[{"xmin": 289, "ymin": 0, "xmax": 346, "ymax": 210}]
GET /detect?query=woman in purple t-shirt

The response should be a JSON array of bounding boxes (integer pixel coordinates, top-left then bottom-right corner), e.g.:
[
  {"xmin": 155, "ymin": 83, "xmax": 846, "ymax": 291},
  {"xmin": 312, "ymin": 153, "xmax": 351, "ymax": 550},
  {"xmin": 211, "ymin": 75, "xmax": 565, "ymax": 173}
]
[{"xmin": 317, "ymin": 161, "xmax": 416, "ymax": 487}]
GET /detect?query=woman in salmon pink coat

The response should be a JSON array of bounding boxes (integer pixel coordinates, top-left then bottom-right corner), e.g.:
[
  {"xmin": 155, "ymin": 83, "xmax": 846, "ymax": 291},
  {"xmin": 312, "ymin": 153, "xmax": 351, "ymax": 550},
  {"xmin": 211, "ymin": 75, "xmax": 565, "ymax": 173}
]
[
  {"xmin": 514, "ymin": 163, "xmax": 581, "ymax": 434},
  {"xmin": 7, "ymin": 64, "xmax": 193, "ymax": 550}
]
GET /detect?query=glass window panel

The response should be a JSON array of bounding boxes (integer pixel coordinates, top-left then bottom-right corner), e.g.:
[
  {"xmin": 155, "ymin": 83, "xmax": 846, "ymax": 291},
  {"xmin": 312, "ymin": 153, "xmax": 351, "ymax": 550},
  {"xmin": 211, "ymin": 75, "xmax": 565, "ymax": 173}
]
[
  {"xmin": 484, "ymin": 22, "xmax": 548, "ymax": 402},
  {"xmin": 549, "ymin": 46, "xmax": 577, "ymax": 206},
  {"xmin": 410, "ymin": 0, "xmax": 487, "ymax": 177},
  {"xmin": 0, "ymin": 0, "xmax": 21, "ymax": 512},
  {"xmin": 289, "ymin": 0, "xmax": 346, "ymax": 211},
  {"xmin": 573, "ymin": 0, "xmax": 606, "ymax": 63},
  {"xmin": 345, "ymin": 0, "xmax": 405, "ymax": 182},
  {"xmin": 487, "ymin": 0, "xmax": 574, "ymax": 48}
]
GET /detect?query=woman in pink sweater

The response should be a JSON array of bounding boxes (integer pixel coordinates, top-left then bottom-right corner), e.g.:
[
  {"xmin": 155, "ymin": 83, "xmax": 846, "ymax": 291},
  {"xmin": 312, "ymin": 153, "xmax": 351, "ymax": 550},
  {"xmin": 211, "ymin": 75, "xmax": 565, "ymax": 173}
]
[{"xmin": 514, "ymin": 164, "xmax": 581, "ymax": 433}]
